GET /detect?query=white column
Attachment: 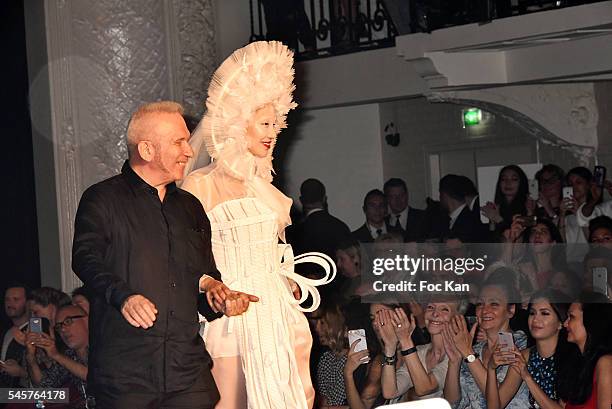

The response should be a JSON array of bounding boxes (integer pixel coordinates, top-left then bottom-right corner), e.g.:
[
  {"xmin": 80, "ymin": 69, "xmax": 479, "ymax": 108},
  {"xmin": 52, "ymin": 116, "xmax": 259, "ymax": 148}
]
[{"xmin": 27, "ymin": 0, "xmax": 217, "ymax": 292}]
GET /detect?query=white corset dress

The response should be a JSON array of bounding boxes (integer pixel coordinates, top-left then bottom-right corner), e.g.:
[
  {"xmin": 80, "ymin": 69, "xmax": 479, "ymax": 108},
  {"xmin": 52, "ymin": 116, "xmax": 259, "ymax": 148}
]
[{"xmin": 203, "ymin": 197, "xmax": 334, "ymax": 409}]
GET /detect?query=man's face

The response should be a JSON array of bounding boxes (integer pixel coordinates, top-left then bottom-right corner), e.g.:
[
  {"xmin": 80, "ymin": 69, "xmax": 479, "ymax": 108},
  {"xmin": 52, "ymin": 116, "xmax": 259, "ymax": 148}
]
[
  {"xmin": 55, "ymin": 306, "xmax": 88, "ymax": 350},
  {"xmin": 364, "ymin": 195, "xmax": 386, "ymax": 225},
  {"xmin": 385, "ymin": 186, "xmax": 408, "ymax": 214},
  {"xmin": 150, "ymin": 113, "xmax": 193, "ymax": 184},
  {"xmin": 4, "ymin": 287, "xmax": 27, "ymax": 320}
]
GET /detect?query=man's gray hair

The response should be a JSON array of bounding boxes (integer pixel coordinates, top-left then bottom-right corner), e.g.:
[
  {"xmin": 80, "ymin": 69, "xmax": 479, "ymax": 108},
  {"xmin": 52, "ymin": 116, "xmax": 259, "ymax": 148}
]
[{"xmin": 126, "ymin": 101, "xmax": 184, "ymax": 158}]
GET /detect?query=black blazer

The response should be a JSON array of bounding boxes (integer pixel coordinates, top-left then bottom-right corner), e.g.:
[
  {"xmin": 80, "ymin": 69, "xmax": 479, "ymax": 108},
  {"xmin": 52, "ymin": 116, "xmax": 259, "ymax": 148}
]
[
  {"xmin": 386, "ymin": 207, "xmax": 429, "ymax": 242},
  {"xmin": 288, "ymin": 210, "xmax": 351, "ymax": 259},
  {"xmin": 448, "ymin": 206, "xmax": 489, "ymax": 243},
  {"xmin": 352, "ymin": 222, "xmax": 402, "ymax": 243}
]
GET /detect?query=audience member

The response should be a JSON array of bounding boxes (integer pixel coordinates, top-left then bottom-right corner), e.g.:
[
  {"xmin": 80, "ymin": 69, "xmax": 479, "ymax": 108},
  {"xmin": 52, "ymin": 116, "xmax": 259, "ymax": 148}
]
[
  {"xmin": 353, "ymin": 189, "xmax": 399, "ymax": 243},
  {"xmin": 482, "ymin": 165, "xmax": 531, "ymax": 232},
  {"xmin": 30, "ymin": 304, "xmax": 89, "ymax": 407},
  {"xmin": 379, "ymin": 298, "xmax": 467, "ymax": 402},
  {"xmin": 485, "ymin": 289, "xmax": 571, "ymax": 409},
  {"xmin": 560, "ymin": 167, "xmax": 593, "ymax": 266},
  {"xmin": 71, "ymin": 286, "xmax": 90, "ymax": 315},
  {"xmin": 383, "ymin": 178, "xmax": 428, "ymax": 242},
  {"xmin": 558, "ymin": 291, "xmax": 612, "ymax": 409},
  {"xmin": 0, "ymin": 284, "xmax": 29, "ymax": 387},
  {"xmin": 439, "ymin": 174, "xmax": 487, "ymax": 242},
  {"xmin": 457, "ymin": 176, "xmax": 480, "ymax": 217},
  {"xmin": 343, "ymin": 303, "xmax": 391, "ymax": 409},
  {"xmin": 535, "ymin": 164, "xmax": 564, "ymax": 221},
  {"xmin": 289, "ymin": 178, "xmax": 351, "ymax": 259},
  {"xmin": 28, "ymin": 287, "xmax": 71, "ymax": 328},
  {"xmin": 443, "ymin": 275, "xmax": 528, "ymax": 409}
]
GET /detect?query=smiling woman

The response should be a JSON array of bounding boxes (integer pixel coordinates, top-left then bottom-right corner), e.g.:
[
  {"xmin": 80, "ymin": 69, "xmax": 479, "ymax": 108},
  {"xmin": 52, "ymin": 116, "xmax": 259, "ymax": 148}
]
[{"xmin": 181, "ymin": 41, "xmax": 335, "ymax": 409}]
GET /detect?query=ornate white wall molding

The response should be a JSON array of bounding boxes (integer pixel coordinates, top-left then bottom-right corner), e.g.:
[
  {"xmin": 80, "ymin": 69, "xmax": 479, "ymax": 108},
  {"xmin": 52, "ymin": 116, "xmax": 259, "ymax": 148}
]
[
  {"xmin": 428, "ymin": 83, "xmax": 598, "ymax": 165},
  {"xmin": 38, "ymin": 0, "xmax": 216, "ymax": 291}
]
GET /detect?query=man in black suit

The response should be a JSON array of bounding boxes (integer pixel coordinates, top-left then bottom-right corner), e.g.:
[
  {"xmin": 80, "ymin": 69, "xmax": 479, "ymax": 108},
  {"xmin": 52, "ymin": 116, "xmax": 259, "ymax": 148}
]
[
  {"xmin": 289, "ymin": 178, "xmax": 351, "ymax": 259},
  {"xmin": 352, "ymin": 189, "xmax": 401, "ymax": 243},
  {"xmin": 439, "ymin": 175, "xmax": 487, "ymax": 243},
  {"xmin": 384, "ymin": 178, "xmax": 428, "ymax": 242},
  {"xmin": 0, "ymin": 283, "xmax": 29, "ymax": 387}
]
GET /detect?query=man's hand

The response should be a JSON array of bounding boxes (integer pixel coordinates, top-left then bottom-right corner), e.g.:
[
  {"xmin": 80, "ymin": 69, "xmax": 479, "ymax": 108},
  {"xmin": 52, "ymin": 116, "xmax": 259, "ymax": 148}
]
[
  {"xmin": 223, "ymin": 291, "xmax": 259, "ymax": 316},
  {"xmin": 121, "ymin": 294, "xmax": 158, "ymax": 329},
  {"xmin": 201, "ymin": 278, "xmax": 232, "ymax": 313}
]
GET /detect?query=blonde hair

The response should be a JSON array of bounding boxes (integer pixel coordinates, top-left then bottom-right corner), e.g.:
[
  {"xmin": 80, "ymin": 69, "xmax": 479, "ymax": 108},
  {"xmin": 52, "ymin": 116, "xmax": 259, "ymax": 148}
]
[
  {"xmin": 126, "ymin": 101, "xmax": 184, "ymax": 158},
  {"xmin": 317, "ymin": 302, "xmax": 348, "ymax": 354}
]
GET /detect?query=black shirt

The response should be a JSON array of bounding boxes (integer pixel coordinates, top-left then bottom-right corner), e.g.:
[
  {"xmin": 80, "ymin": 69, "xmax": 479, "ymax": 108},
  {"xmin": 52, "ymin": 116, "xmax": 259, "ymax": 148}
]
[{"xmin": 72, "ymin": 162, "xmax": 220, "ymax": 393}]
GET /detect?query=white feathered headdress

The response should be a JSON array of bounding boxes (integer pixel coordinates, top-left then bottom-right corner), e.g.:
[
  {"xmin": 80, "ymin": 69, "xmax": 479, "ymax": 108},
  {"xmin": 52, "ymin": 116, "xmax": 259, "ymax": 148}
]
[{"xmin": 184, "ymin": 41, "xmax": 298, "ymax": 181}]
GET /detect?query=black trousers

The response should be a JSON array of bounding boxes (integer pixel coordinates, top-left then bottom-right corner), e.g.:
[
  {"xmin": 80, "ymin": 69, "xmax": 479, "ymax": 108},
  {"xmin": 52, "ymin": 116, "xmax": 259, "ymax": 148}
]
[{"xmin": 89, "ymin": 367, "xmax": 219, "ymax": 409}]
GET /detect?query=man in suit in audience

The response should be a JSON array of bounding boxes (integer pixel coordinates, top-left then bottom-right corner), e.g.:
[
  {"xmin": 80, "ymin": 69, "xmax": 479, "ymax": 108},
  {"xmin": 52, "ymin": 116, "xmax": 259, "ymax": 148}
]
[
  {"xmin": 288, "ymin": 178, "xmax": 351, "ymax": 259},
  {"xmin": 439, "ymin": 174, "xmax": 487, "ymax": 243},
  {"xmin": 0, "ymin": 283, "xmax": 29, "ymax": 387},
  {"xmin": 352, "ymin": 189, "xmax": 400, "ymax": 243},
  {"xmin": 383, "ymin": 178, "xmax": 428, "ymax": 242},
  {"xmin": 458, "ymin": 175, "xmax": 480, "ymax": 219}
]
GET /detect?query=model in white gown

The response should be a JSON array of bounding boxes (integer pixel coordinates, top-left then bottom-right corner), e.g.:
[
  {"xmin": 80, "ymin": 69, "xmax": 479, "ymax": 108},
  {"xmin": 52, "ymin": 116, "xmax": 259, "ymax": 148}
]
[{"xmin": 181, "ymin": 41, "xmax": 335, "ymax": 409}]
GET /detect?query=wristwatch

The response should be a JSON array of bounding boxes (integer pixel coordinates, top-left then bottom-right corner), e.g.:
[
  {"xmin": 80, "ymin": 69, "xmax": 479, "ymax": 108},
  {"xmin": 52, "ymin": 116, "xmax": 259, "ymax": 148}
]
[
  {"xmin": 382, "ymin": 354, "xmax": 397, "ymax": 366},
  {"xmin": 463, "ymin": 352, "xmax": 479, "ymax": 363}
]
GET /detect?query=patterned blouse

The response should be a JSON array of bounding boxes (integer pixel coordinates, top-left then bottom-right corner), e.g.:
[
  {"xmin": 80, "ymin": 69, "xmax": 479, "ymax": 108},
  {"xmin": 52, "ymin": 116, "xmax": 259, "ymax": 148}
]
[
  {"xmin": 316, "ymin": 350, "xmax": 348, "ymax": 406},
  {"xmin": 527, "ymin": 346, "xmax": 558, "ymax": 408},
  {"xmin": 453, "ymin": 331, "xmax": 529, "ymax": 409}
]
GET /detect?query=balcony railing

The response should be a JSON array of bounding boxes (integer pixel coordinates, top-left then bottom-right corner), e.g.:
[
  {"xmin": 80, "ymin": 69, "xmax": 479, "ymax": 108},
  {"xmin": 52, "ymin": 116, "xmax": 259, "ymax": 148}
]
[
  {"xmin": 249, "ymin": 0, "xmax": 610, "ymax": 60},
  {"xmin": 249, "ymin": 0, "xmax": 397, "ymax": 60}
]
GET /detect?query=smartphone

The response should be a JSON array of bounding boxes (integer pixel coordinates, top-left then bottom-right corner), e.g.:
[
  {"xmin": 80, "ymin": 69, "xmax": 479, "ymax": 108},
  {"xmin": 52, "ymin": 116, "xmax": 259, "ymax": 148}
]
[
  {"xmin": 497, "ymin": 331, "xmax": 515, "ymax": 353},
  {"xmin": 528, "ymin": 179, "xmax": 539, "ymax": 199},
  {"xmin": 592, "ymin": 266, "xmax": 608, "ymax": 296},
  {"xmin": 594, "ymin": 166, "xmax": 607, "ymax": 187},
  {"xmin": 563, "ymin": 186, "xmax": 574, "ymax": 199},
  {"xmin": 347, "ymin": 329, "xmax": 368, "ymax": 353},
  {"xmin": 29, "ymin": 317, "xmax": 42, "ymax": 333}
]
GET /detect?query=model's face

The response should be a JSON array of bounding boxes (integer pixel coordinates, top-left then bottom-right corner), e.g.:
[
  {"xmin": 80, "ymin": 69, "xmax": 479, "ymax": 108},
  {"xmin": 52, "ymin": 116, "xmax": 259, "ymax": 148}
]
[
  {"xmin": 564, "ymin": 302, "xmax": 587, "ymax": 347},
  {"xmin": 424, "ymin": 302, "xmax": 456, "ymax": 335},
  {"xmin": 528, "ymin": 299, "xmax": 561, "ymax": 341},
  {"xmin": 364, "ymin": 195, "xmax": 386, "ymax": 225},
  {"xmin": 540, "ymin": 170, "xmax": 562, "ymax": 200},
  {"xmin": 4, "ymin": 288, "xmax": 27, "ymax": 320},
  {"xmin": 568, "ymin": 174, "xmax": 589, "ymax": 202},
  {"xmin": 246, "ymin": 104, "xmax": 278, "ymax": 158},
  {"xmin": 150, "ymin": 112, "xmax": 193, "ymax": 183},
  {"xmin": 475, "ymin": 285, "xmax": 513, "ymax": 333},
  {"xmin": 385, "ymin": 186, "xmax": 408, "ymax": 214},
  {"xmin": 500, "ymin": 169, "xmax": 520, "ymax": 199}
]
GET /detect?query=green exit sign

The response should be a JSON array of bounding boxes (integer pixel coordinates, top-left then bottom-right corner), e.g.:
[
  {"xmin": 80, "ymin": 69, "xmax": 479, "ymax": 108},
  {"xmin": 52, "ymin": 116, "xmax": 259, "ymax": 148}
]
[{"xmin": 463, "ymin": 108, "xmax": 482, "ymax": 127}]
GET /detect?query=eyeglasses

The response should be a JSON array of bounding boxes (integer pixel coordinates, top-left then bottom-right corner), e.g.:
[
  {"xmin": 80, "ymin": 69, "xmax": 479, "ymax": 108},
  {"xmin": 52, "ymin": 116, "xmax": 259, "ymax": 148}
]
[{"xmin": 54, "ymin": 315, "xmax": 86, "ymax": 332}]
